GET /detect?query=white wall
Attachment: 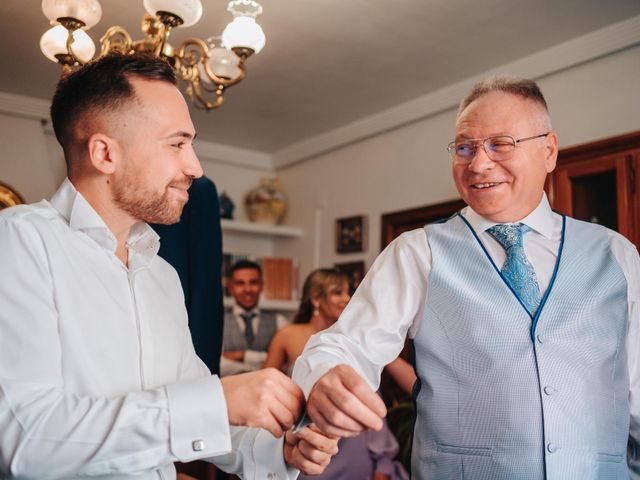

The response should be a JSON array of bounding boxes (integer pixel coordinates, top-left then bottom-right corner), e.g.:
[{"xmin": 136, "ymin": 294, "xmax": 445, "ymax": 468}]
[
  {"xmin": 274, "ymin": 45, "xmax": 640, "ymax": 280},
  {"xmin": 0, "ymin": 114, "xmax": 62, "ymax": 203}
]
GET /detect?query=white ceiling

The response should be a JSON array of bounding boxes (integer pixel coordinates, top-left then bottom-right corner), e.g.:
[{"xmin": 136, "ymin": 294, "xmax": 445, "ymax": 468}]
[{"xmin": 1, "ymin": 0, "xmax": 639, "ymax": 154}]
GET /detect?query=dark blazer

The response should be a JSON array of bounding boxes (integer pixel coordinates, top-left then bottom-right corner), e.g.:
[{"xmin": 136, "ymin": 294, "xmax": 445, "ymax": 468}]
[{"xmin": 151, "ymin": 176, "xmax": 224, "ymax": 375}]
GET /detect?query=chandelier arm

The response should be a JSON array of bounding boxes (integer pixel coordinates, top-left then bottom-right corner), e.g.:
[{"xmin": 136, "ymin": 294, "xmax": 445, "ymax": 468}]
[
  {"xmin": 176, "ymin": 38, "xmax": 246, "ymax": 88},
  {"xmin": 188, "ymin": 80, "xmax": 225, "ymax": 110},
  {"xmin": 204, "ymin": 57, "xmax": 246, "ymax": 88},
  {"xmin": 100, "ymin": 26, "xmax": 134, "ymax": 56},
  {"xmin": 153, "ymin": 21, "xmax": 168, "ymax": 57},
  {"xmin": 63, "ymin": 27, "xmax": 84, "ymax": 67}
]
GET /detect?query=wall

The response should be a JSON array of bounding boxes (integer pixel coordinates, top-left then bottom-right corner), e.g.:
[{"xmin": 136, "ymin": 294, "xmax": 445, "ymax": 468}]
[
  {"xmin": 0, "ymin": 114, "xmax": 62, "ymax": 203},
  {"xmin": 274, "ymin": 45, "xmax": 640, "ymax": 280}
]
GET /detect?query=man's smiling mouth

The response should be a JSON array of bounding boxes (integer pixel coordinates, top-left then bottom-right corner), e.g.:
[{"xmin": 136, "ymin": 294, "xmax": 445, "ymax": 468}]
[{"xmin": 472, "ymin": 182, "xmax": 503, "ymax": 189}]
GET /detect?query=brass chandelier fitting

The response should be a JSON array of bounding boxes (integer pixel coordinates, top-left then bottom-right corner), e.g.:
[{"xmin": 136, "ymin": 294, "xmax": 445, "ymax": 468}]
[{"xmin": 40, "ymin": 0, "xmax": 266, "ymax": 110}]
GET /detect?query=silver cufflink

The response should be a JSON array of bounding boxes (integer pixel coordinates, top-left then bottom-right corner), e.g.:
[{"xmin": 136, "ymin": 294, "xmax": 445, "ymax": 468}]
[{"xmin": 192, "ymin": 440, "xmax": 205, "ymax": 451}]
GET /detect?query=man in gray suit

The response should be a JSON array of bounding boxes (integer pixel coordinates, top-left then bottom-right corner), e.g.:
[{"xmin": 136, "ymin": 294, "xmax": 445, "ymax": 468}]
[{"xmin": 221, "ymin": 260, "xmax": 287, "ymax": 376}]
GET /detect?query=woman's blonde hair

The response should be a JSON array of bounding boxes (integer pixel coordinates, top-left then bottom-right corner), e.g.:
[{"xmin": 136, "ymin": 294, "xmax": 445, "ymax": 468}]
[{"xmin": 293, "ymin": 268, "xmax": 349, "ymax": 324}]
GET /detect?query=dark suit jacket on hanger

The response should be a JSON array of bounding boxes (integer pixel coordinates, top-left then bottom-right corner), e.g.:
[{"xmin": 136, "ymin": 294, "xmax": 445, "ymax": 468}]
[{"xmin": 151, "ymin": 176, "xmax": 224, "ymax": 375}]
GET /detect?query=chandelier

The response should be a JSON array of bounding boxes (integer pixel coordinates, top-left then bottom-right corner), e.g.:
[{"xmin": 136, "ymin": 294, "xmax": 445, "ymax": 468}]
[{"xmin": 39, "ymin": 0, "xmax": 266, "ymax": 110}]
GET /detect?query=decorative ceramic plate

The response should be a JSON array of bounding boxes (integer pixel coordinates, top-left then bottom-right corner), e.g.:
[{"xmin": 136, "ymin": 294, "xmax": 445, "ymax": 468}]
[{"xmin": 0, "ymin": 183, "xmax": 24, "ymax": 210}]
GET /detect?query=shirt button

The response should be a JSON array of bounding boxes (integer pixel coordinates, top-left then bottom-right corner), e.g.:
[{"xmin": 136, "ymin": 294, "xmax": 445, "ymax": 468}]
[
  {"xmin": 543, "ymin": 386, "xmax": 556, "ymax": 395},
  {"xmin": 192, "ymin": 440, "xmax": 205, "ymax": 451},
  {"xmin": 267, "ymin": 474, "xmax": 276, "ymax": 479},
  {"xmin": 547, "ymin": 443, "xmax": 559, "ymax": 453}
]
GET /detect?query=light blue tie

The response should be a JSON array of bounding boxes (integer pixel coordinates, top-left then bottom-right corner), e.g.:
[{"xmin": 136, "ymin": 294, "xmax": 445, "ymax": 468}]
[{"xmin": 487, "ymin": 223, "xmax": 541, "ymax": 316}]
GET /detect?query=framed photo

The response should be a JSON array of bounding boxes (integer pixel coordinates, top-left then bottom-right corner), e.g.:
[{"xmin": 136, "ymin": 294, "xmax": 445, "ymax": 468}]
[
  {"xmin": 0, "ymin": 182, "xmax": 24, "ymax": 210},
  {"xmin": 336, "ymin": 215, "xmax": 367, "ymax": 253},
  {"xmin": 334, "ymin": 261, "xmax": 366, "ymax": 295}
]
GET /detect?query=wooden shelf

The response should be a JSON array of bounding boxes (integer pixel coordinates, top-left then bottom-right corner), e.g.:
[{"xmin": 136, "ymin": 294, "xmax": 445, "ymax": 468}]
[
  {"xmin": 223, "ymin": 296, "xmax": 299, "ymax": 312},
  {"xmin": 220, "ymin": 218, "xmax": 303, "ymax": 238}
]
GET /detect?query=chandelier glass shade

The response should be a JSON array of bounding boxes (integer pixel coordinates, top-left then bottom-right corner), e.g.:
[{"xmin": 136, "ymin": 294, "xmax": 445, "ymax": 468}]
[{"xmin": 40, "ymin": 0, "xmax": 266, "ymax": 110}]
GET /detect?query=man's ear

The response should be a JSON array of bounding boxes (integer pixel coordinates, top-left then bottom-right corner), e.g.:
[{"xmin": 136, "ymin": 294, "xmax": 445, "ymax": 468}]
[
  {"xmin": 87, "ymin": 133, "xmax": 118, "ymax": 174},
  {"xmin": 544, "ymin": 132, "xmax": 558, "ymax": 173}
]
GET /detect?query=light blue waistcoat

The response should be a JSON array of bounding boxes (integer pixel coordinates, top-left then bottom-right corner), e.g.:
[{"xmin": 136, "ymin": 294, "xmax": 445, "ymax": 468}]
[{"xmin": 412, "ymin": 213, "xmax": 629, "ymax": 479}]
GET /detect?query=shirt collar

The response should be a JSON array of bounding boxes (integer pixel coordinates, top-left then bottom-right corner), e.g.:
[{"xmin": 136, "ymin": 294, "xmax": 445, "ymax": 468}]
[
  {"xmin": 462, "ymin": 193, "xmax": 556, "ymax": 239},
  {"xmin": 233, "ymin": 304, "xmax": 259, "ymax": 317},
  {"xmin": 50, "ymin": 179, "xmax": 160, "ymax": 262}
]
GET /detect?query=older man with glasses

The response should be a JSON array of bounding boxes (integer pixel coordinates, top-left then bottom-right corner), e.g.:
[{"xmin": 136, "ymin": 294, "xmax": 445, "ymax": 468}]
[{"xmin": 292, "ymin": 76, "xmax": 640, "ymax": 479}]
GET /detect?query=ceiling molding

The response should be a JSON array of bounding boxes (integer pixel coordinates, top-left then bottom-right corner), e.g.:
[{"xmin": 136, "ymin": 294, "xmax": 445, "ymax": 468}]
[
  {"xmin": 272, "ymin": 15, "xmax": 640, "ymax": 169},
  {"xmin": 0, "ymin": 91, "xmax": 50, "ymax": 120},
  {"xmin": 196, "ymin": 140, "xmax": 274, "ymax": 171}
]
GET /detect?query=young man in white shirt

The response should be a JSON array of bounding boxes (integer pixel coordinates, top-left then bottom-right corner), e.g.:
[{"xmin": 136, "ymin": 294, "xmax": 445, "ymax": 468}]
[{"xmin": 0, "ymin": 52, "xmax": 336, "ymax": 479}]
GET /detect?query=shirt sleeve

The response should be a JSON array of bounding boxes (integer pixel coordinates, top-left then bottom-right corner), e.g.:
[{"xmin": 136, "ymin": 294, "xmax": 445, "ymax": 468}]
[
  {"xmin": 0, "ymin": 217, "xmax": 232, "ymax": 478},
  {"xmin": 292, "ymin": 228, "xmax": 431, "ymax": 396},
  {"xmin": 207, "ymin": 427, "xmax": 298, "ymax": 480}
]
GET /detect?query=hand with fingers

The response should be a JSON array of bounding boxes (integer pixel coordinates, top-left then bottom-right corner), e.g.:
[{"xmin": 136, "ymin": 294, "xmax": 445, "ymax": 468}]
[
  {"xmin": 306, "ymin": 364, "xmax": 387, "ymax": 438},
  {"xmin": 283, "ymin": 425, "xmax": 339, "ymax": 475},
  {"xmin": 220, "ymin": 368, "xmax": 305, "ymax": 438}
]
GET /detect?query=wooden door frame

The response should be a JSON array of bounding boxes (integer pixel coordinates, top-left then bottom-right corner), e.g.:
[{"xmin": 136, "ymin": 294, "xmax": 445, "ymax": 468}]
[{"xmin": 380, "ymin": 198, "xmax": 467, "ymax": 250}]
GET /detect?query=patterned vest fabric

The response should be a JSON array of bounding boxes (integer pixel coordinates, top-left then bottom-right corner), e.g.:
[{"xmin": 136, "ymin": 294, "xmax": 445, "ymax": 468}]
[
  {"xmin": 223, "ymin": 310, "xmax": 278, "ymax": 352},
  {"xmin": 413, "ymin": 214, "xmax": 629, "ymax": 480}
]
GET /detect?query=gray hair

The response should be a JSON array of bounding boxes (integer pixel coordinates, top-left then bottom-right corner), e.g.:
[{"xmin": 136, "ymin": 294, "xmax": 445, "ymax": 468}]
[{"xmin": 458, "ymin": 76, "xmax": 552, "ymax": 130}]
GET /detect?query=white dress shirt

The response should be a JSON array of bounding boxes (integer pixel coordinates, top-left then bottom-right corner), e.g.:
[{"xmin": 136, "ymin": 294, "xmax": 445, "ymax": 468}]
[
  {"xmin": 0, "ymin": 179, "xmax": 294, "ymax": 480},
  {"xmin": 292, "ymin": 194, "xmax": 640, "ymax": 474}
]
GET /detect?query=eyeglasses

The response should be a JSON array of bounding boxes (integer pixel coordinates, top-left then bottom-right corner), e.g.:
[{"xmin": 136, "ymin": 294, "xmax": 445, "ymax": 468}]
[{"xmin": 447, "ymin": 133, "xmax": 550, "ymax": 164}]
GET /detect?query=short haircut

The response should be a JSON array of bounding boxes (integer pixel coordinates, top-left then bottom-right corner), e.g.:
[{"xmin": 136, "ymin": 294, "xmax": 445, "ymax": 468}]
[
  {"xmin": 459, "ymin": 76, "xmax": 549, "ymax": 116},
  {"xmin": 50, "ymin": 52, "xmax": 176, "ymax": 169},
  {"xmin": 228, "ymin": 259, "xmax": 262, "ymax": 279}
]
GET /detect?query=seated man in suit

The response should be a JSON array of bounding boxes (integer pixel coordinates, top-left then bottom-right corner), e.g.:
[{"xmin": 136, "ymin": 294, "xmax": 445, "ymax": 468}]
[{"xmin": 221, "ymin": 260, "xmax": 288, "ymax": 376}]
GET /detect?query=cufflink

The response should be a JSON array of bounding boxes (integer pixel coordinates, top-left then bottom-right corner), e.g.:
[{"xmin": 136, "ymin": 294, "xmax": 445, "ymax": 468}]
[{"xmin": 192, "ymin": 440, "xmax": 205, "ymax": 451}]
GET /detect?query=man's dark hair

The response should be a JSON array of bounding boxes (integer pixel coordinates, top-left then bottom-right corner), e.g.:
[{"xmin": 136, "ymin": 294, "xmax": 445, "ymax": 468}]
[
  {"xmin": 50, "ymin": 52, "xmax": 176, "ymax": 168},
  {"xmin": 228, "ymin": 260, "xmax": 262, "ymax": 279}
]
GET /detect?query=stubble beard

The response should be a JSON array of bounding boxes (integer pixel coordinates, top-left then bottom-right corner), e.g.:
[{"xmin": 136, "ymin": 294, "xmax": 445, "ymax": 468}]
[{"xmin": 113, "ymin": 171, "xmax": 188, "ymax": 225}]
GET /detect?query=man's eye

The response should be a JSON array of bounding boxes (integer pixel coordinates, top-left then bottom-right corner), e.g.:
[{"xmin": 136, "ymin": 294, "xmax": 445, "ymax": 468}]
[
  {"xmin": 173, "ymin": 142, "xmax": 185, "ymax": 149},
  {"xmin": 488, "ymin": 140, "xmax": 513, "ymax": 152},
  {"xmin": 456, "ymin": 144, "xmax": 474, "ymax": 156}
]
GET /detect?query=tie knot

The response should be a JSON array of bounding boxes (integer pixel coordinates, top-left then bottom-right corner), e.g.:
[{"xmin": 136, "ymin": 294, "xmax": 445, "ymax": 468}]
[
  {"xmin": 240, "ymin": 312, "xmax": 256, "ymax": 322},
  {"xmin": 487, "ymin": 223, "xmax": 531, "ymax": 251}
]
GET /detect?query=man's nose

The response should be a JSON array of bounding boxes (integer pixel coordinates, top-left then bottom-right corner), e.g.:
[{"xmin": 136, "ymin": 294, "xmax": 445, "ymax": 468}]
[
  {"xmin": 184, "ymin": 149, "xmax": 204, "ymax": 179},
  {"xmin": 467, "ymin": 145, "xmax": 496, "ymax": 173}
]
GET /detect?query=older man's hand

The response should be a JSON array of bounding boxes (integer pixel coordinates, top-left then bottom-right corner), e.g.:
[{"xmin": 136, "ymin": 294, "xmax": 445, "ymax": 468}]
[
  {"xmin": 283, "ymin": 425, "xmax": 339, "ymax": 475},
  {"xmin": 306, "ymin": 364, "xmax": 387, "ymax": 438}
]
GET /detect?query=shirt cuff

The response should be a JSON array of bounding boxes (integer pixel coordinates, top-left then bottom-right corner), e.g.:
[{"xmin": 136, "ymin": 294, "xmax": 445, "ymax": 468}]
[
  {"xmin": 252, "ymin": 429, "xmax": 299, "ymax": 480},
  {"xmin": 292, "ymin": 356, "xmax": 343, "ymax": 398},
  {"xmin": 165, "ymin": 375, "xmax": 232, "ymax": 462}
]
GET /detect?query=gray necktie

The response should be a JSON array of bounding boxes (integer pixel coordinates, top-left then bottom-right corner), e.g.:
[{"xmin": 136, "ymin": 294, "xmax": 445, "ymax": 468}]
[{"xmin": 240, "ymin": 312, "xmax": 256, "ymax": 348}]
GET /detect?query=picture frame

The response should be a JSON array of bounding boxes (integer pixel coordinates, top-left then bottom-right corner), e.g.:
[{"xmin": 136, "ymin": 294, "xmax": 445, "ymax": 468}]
[
  {"xmin": 334, "ymin": 261, "xmax": 366, "ymax": 295},
  {"xmin": 0, "ymin": 182, "xmax": 24, "ymax": 210},
  {"xmin": 335, "ymin": 215, "xmax": 367, "ymax": 253}
]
